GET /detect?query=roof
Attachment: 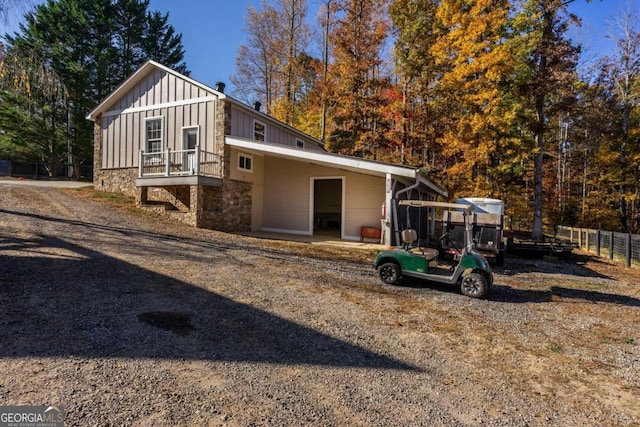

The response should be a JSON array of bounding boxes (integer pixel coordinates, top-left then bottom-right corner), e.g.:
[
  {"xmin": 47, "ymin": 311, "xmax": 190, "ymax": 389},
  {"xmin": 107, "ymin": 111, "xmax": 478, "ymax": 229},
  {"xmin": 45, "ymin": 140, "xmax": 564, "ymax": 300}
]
[
  {"xmin": 87, "ymin": 60, "xmax": 447, "ymax": 198},
  {"xmin": 85, "ymin": 60, "xmax": 324, "ymax": 149},
  {"xmin": 226, "ymin": 136, "xmax": 448, "ymax": 197}
]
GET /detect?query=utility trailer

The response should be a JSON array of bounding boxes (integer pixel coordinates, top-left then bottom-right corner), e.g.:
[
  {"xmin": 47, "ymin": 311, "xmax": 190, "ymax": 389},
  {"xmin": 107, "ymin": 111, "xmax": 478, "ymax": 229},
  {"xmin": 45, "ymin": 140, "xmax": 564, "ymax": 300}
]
[
  {"xmin": 440, "ymin": 198, "xmax": 505, "ymax": 266},
  {"xmin": 506, "ymin": 236, "xmax": 577, "ymax": 257}
]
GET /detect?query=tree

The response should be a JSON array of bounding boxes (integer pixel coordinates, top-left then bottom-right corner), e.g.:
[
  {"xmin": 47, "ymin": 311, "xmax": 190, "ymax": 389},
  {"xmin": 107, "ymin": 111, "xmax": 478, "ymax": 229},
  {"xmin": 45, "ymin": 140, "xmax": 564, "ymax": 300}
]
[
  {"xmin": 590, "ymin": 5, "xmax": 640, "ymax": 232},
  {"xmin": 232, "ymin": 0, "xmax": 310, "ymax": 126},
  {"xmin": 142, "ymin": 10, "xmax": 188, "ymax": 75},
  {"xmin": 325, "ymin": 0, "xmax": 390, "ymax": 157},
  {"xmin": 389, "ymin": 0, "xmax": 441, "ymax": 166},
  {"xmin": 511, "ymin": 0, "xmax": 580, "ymax": 240},
  {"xmin": 428, "ymin": 0, "xmax": 515, "ymax": 196},
  {"xmin": 1, "ymin": 0, "xmax": 188, "ymax": 171}
]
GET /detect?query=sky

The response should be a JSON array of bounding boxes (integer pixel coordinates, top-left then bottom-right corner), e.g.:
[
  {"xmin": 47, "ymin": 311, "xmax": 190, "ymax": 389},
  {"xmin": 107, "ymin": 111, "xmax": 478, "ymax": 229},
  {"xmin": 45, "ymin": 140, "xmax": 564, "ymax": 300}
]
[{"xmin": 1, "ymin": 0, "xmax": 638, "ymax": 92}]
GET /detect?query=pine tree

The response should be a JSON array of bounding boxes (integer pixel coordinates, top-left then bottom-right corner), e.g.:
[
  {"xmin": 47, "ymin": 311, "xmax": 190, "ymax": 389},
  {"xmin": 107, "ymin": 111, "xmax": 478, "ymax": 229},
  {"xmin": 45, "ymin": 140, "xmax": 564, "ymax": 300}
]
[{"xmin": 1, "ymin": 0, "xmax": 188, "ymax": 169}]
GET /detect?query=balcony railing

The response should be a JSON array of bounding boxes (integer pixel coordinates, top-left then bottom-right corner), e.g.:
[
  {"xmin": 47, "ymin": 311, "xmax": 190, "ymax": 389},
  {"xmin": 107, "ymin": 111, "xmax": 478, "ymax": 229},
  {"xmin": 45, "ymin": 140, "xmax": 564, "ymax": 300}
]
[{"xmin": 138, "ymin": 145, "xmax": 222, "ymax": 178}]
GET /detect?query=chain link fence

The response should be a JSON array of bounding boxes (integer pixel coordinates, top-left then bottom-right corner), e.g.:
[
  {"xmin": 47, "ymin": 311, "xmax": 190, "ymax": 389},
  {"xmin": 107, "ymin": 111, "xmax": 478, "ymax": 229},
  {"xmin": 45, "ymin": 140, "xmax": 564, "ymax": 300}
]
[{"xmin": 557, "ymin": 226, "xmax": 640, "ymax": 268}]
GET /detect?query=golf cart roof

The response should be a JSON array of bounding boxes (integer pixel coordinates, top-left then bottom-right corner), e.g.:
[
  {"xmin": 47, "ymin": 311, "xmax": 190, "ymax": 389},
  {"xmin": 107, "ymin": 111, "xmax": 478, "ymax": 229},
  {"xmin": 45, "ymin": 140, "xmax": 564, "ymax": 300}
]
[{"xmin": 398, "ymin": 200, "xmax": 473, "ymax": 211}]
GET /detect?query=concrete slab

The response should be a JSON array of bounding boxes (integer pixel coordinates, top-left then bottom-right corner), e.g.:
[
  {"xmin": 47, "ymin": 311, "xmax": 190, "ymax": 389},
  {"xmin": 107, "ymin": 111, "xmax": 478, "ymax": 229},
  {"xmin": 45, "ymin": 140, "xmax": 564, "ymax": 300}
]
[{"xmin": 240, "ymin": 231, "xmax": 385, "ymax": 250}]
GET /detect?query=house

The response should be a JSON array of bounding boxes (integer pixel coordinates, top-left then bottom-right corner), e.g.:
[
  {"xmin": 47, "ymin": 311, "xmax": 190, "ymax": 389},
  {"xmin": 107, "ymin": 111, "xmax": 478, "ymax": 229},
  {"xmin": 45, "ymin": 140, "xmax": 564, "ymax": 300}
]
[{"xmin": 86, "ymin": 60, "xmax": 447, "ymax": 245}]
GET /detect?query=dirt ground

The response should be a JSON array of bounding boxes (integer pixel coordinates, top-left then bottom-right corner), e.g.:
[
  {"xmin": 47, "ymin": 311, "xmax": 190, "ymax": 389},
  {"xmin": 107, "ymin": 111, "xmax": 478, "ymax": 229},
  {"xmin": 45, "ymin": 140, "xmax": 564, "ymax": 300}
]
[{"xmin": 1, "ymin": 184, "xmax": 639, "ymax": 426}]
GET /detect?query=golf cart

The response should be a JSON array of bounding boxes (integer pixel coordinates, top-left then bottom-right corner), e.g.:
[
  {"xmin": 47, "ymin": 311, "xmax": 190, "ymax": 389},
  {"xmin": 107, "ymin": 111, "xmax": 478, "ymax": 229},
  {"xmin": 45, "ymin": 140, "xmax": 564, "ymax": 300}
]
[{"xmin": 373, "ymin": 201, "xmax": 493, "ymax": 298}]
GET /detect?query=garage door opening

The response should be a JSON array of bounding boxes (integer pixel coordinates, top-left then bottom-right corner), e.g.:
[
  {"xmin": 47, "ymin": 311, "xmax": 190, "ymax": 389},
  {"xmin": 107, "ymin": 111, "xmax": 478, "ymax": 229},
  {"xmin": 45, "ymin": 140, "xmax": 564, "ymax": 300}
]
[{"xmin": 312, "ymin": 178, "xmax": 343, "ymax": 237}]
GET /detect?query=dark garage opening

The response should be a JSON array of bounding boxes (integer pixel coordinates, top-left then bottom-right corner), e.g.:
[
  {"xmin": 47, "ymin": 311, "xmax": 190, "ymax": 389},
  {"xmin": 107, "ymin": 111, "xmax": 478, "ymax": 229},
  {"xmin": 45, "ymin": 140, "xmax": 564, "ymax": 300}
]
[{"xmin": 313, "ymin": 178, "xmax": 342, "ymax": 237}]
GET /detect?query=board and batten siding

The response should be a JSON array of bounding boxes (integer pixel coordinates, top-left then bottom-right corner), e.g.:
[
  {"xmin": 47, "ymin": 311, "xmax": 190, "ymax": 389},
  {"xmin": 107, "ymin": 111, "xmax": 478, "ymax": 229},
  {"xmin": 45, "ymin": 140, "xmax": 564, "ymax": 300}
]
[
  {"xmin": 99, "ymin": 68, "xmax": 218, "ymax": 169},
  {"xmin": 262, "ymin": 156, "xmax": 386, "ymax": 238},
  {"xmin": 229, "ymin": 106, "xmax": 324, "ymax": 152}
]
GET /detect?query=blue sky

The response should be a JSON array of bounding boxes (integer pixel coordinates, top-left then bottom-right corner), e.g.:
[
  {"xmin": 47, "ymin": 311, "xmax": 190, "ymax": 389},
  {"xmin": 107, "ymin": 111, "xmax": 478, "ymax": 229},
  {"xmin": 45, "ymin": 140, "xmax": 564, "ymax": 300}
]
[{"xmin": 2, "ymin": 0, "xmax": 637, "ymax": 91}]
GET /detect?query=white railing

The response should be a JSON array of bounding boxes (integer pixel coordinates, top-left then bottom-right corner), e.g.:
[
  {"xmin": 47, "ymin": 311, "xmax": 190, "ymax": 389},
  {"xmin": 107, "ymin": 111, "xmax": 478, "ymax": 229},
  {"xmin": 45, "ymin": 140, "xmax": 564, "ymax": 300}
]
[{"xmin": 138, "ymin": 145, "xmax": 222, "ymax": 178}]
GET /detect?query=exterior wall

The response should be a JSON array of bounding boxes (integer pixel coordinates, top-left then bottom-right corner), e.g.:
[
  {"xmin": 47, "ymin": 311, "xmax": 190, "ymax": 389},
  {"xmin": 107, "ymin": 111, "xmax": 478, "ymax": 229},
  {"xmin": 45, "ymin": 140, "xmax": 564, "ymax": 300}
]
[
  {"xmin": 343, "ymin": 173, "xmax": 386, "ymax": 238},
  {"xmin": 99, "ymin": 68, "xmax": 218, "ymax": 170},
  {"xmin": 91, "ymin": 65, "xmax": 357, "ymax": 235},
  {"xmin": 261, "ymin": 156, "xmax": 386, "ymax": 239},
  {"xmin": 199, "ymin": 180, "xmax": 252, "ymax": 231},
  {"xmin": 229, "ymin": 105, "xmax": 324, "ymax": 152},
  {"xmin": 94, "ymin": 167, "xmax": 138, "ymax": 198},
  {"xmin": 228, "ymin": 147, "xmax": 265, "ymax": 231}
]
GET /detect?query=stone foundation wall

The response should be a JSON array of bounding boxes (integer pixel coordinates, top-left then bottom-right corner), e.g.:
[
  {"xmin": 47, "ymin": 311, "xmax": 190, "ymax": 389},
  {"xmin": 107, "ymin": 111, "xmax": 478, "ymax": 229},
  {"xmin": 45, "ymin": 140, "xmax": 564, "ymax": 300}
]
[
  {"xmin": 94, "ymin": 168, "xmax": 138, "ymax": 198},
  {"xmin": 196, "ymin": 180, "xmax": 252, "ymax": 231},
  {"xmin": 135, "ymin": 180, "xmax": 251, "ymax": 232}
]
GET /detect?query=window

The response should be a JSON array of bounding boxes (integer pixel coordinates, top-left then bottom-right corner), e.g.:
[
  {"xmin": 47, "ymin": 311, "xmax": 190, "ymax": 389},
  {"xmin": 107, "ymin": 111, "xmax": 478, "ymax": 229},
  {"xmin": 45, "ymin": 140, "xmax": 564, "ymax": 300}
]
[
  {"xmin": 145, "ymin": 117, "xmax": 163, "ymax": 153},
  {"xmin": 238, "ymin": 153, "xmax": 253, "ymax": 172},
  {"xmin": 182, "ymin": 126, "xmax": 199, "ymax": 150},
  {"xmin": 296, "ymin": 139, "xmax": 305, "ymax": 149},
  {"xmin": 253, "ymin": 120, "xmax": 266, "ymax": 142}
]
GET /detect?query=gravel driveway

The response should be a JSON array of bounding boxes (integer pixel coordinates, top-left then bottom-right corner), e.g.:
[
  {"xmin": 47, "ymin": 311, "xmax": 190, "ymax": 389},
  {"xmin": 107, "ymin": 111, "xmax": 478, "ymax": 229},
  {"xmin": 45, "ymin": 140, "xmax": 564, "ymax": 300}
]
[{"xmin": 1, "ymin": 185, "xmax": 639, "ymax": 426}]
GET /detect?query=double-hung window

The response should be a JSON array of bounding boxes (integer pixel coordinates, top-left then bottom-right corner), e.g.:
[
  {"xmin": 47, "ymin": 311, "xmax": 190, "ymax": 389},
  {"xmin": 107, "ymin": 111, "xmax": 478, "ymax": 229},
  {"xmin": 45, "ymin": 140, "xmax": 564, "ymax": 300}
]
[{"xmin": 145, "ymin": 117, "xmax": 163, "ymax": 153}]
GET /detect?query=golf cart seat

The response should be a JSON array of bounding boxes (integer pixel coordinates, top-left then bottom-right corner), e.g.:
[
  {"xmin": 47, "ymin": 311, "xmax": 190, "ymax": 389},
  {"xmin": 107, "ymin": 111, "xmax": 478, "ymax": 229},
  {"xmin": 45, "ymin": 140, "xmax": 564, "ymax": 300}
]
[{"xmin": 401, "ymin": 229, "xmax": 439, "ymax": 261}]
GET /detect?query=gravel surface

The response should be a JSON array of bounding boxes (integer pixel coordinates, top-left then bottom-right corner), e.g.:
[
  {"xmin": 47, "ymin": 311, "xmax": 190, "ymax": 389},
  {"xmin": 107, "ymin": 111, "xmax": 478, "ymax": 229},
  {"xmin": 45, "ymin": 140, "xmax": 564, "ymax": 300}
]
[{"xmin": 1, "ymin": 185, "xmax": 639, "ymax": 426}]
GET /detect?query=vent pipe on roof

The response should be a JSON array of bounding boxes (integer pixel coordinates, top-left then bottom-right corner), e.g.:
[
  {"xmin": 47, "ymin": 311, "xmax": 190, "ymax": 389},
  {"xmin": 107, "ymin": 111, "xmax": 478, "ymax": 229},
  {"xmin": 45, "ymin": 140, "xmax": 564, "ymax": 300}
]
[
  {"xmin": 215, "ymin": 82, "xmax": 225, "ymax": 93},
  {"xmin": 254, "ymin": 101, "xmax": 262, "ymax": 112}
]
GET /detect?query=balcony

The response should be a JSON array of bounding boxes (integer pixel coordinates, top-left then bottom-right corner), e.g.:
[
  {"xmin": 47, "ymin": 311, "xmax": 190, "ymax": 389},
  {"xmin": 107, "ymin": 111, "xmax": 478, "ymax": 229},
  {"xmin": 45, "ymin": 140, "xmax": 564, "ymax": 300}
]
[{"xmin": 136, "ymin": 146, "xmax": 223, "ymax": 187}]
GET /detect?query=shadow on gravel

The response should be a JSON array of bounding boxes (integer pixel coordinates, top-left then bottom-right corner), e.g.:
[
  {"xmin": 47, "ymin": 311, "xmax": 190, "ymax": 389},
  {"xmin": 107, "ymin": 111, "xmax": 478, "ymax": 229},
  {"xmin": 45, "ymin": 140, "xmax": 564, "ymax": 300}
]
[
  {"xmin": 0, "ymin": 208, "xmax": 358, "ymax": 266},
  {"xmin": 498, "ymin": 254, "xmax": 613, "ymax": 279},
  {"xmin": 0, "ymin": 232, "xmax": 419, "ymax": 371},
  {"xmin": 488, "ymin": 284, "xmax": 640, "ymax": 306}
]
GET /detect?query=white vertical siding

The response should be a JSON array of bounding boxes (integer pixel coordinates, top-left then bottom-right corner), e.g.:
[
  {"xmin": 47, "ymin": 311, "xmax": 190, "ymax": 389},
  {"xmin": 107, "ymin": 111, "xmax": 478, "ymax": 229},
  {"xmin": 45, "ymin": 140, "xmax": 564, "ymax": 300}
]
[
  {"xmin": 229, "ymin": 106, "xmax": 324, "ymax": 152},
  {"xmin": 99, "ymin": 69, "xmax": 218, "ymax": 169}
]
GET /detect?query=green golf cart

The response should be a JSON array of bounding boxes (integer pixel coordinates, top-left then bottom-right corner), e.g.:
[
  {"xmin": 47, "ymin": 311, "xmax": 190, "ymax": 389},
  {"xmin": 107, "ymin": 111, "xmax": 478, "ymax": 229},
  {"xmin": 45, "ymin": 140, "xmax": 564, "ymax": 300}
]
[{"xmin": 373, "ymin": 201, "xmax": 493, "ymax": 298}]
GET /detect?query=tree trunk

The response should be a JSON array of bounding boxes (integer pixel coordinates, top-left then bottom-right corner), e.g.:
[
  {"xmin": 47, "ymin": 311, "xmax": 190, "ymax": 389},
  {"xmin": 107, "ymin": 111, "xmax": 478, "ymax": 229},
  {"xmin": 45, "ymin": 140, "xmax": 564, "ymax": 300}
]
[{"xmin": 531, "ymin": 7, "xmax": 553, "ymax": 241}]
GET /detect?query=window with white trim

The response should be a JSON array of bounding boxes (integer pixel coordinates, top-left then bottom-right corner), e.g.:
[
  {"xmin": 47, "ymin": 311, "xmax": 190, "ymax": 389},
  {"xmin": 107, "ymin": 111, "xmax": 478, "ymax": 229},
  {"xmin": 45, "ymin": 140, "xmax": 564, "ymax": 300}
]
[
  {"xmin": 296, "ymin": 139, "xmax": 305, "ymax": 149},
  {"xmin": 238, "ymin": 153, "xmax": 253, "ymax": 172},
  {"xmin": 145, "ymin": 117, "xmax": 163, "ymax": 153},
  {"xmin": 253, "ymin": 120, "xmax": 266, "ymax": 142},
  {"xmin": 182, "ymin": 126, "xmax": 199, "ymax": 150}
]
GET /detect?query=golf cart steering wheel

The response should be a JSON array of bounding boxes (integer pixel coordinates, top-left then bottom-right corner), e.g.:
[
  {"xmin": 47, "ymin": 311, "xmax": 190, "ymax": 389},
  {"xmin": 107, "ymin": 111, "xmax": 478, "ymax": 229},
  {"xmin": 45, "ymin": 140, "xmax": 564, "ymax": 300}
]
[{"xmin": 440, "ymin": 231, "xmax": 461, "ymax": 254}]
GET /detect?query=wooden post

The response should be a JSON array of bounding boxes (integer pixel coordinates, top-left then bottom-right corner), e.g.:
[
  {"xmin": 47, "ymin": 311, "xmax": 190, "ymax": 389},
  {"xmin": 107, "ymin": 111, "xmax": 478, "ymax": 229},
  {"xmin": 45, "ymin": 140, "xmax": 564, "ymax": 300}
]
[
  {"xmin": 626, "ymin": 233, "xmax": 632, "ymax": 268},
  {"xmin": 595, "ymin": 230, "xmax": 601, "ymax": 257},
  {"xmin": 195, "ymin": 144, "xmax": 200, "ymax": 175},
  {"xmin": 165, "ymin": 148, "xmax": 171, "ymax": 176},
  {"xmin": 577, "ymin": 228, "xmax": 581, "ymax": 249},
  {"xmin": 138, "ymin": 151, "xmax": 144, "ymax": 178}
]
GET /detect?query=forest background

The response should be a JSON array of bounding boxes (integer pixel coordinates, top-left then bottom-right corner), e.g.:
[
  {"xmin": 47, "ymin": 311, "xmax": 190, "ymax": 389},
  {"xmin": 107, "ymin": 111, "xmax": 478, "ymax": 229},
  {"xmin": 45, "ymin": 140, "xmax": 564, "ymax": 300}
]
[{"xmin": 1, "ymin": 0, "xmax": 639, "ymax": 239}]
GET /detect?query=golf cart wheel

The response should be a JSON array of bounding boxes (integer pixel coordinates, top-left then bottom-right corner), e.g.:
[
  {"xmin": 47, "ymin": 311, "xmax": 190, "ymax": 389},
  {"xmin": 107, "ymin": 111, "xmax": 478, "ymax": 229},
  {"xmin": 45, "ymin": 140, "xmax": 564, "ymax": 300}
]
[
  {"xmin": 460, "ymin": 273, "xmax": 489, "ymax": 298},
  {"xmin": 379, "ymin": 262, "xmax": 401, "ymax": 285}
]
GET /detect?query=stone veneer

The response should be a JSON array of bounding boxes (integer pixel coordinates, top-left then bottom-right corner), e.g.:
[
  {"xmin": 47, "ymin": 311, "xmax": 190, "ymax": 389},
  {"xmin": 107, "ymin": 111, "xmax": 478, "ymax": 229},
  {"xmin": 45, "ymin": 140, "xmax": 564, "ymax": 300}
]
[{"xmin": 95, "ymin": 167, "xmax": 139, "ymax": 198}]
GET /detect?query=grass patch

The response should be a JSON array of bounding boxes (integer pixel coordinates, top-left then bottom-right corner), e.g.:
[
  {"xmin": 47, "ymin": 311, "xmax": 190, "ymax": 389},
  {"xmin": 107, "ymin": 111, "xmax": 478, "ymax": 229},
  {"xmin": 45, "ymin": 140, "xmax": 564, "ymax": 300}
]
[{"xmin": 548, "ymin": 343, "xmax": 564, "ymax": 353}]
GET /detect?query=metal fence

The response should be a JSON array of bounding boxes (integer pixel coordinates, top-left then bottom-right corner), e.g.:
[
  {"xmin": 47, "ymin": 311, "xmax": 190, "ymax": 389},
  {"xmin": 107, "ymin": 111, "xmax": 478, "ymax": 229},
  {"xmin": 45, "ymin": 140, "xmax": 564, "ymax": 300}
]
[
  {"xmin": 557, "ymin": 226, "xmax": 640, "ymax": 268},
  {"xmin": 7, "ymin": 161, "xmax": 93, "ymax": 181}
]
